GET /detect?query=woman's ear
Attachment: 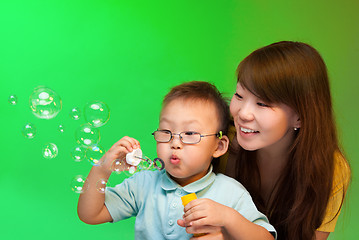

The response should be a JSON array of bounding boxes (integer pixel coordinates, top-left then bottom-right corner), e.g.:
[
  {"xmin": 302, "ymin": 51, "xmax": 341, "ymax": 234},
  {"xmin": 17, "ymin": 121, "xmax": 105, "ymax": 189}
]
[
  {"xmin": 213, "ymin": 135, "xmax": 229, "ymax": 158},
  {"xmin": 294, "ymin": 117, "xmax": 301, "ymax": 129}
]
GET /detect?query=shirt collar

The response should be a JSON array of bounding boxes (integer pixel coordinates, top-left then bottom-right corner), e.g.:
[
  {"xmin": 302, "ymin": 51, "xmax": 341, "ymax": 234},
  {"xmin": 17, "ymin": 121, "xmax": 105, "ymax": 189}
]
[{"xmin": 160, "ymin": 165, "xmax": 216, "ymax": 193}]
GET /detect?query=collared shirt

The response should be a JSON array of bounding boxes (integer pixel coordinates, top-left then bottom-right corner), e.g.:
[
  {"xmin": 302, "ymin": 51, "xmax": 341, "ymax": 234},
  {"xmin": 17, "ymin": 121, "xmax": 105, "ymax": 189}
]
[{"xmin": 105, "ymin": 166, "xmax": 276, "ymax": 240}]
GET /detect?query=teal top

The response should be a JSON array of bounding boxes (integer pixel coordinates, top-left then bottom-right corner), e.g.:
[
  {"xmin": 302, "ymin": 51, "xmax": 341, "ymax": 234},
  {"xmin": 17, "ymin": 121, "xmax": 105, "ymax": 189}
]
[{"xmin": 105, "ymin": 165, "xmax": 276, "ymax": 239}]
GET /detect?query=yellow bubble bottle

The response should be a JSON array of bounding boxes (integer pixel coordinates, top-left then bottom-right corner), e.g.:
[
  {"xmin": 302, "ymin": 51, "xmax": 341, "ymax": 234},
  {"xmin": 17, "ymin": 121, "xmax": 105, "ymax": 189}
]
[{"xmin": 181, "ymin": 193, "xmax": 206, "ymax": 237}]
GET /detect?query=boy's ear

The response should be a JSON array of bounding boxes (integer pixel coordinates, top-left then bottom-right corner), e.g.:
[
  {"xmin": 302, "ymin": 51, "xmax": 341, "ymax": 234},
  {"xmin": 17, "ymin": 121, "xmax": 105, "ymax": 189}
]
[{"xmin": 213, "ymin": 135, "xmax": 229, "ymax": 158}]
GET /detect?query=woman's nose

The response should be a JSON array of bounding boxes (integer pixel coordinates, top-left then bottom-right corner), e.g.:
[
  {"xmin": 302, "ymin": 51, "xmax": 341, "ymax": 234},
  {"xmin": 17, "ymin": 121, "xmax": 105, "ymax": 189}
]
[{"xmin": 238, "ymin": 103, "xmax": 255, "ymax": 122}]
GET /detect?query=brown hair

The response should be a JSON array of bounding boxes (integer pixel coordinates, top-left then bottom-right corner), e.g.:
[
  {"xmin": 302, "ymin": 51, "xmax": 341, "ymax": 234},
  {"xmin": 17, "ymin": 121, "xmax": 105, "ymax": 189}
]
[
  {"xmin": 162, "ymin": 81, "xmax": 230, "ymax": 135},
  {"xmin": 233, "ymin": 41, "xmax": 350, "ymax": 239}
]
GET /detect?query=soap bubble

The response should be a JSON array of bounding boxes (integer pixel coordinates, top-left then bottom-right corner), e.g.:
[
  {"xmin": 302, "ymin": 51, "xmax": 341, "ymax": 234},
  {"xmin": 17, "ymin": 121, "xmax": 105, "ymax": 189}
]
[
  {"xmin": 137, "ymin": 159, "xmax": 152, "ymax": 171},
  {"xmin": 75, "ymin": 124, "xmax": 100, "ymax": 148},
  {"xmin": 8, "ymin": 95, "xmax": 18, "ymax": 105},
  {"xmin": 96, "ymin": 178, "xmax": 109, "ymax": 193},
  {"xmin": 29, "ymin": 86, "xmax": 62, "ymax": 119},
  {"xmin": 111, "ymin": 158, "xmax": 134, "ymax": 176},
  {"xmin": 42, "ymin": 143, "xmax": 58, "ymax": 159},
  {"xmin": 22, "ymin": 123, "xmax": 36, "ymax": 139},
  {"xmin": 71, "ymin": 145, "xmax": 85, "ymax": 162},
  {"xmin": 86, "ymin": 145, "xmax": 105, "ymax": 166},
  {"xmin": 58, "ymin": 124, "xmax": 64, "ymax": 133},
  {"xmin": 70, "ymin": 107, "xmax": 81, "ymax": 120},
  {"xmin": 71, "ymin": 175, "xmax": 88, "ymax": 193},
  {"xmin": 84, "ymin": 101, "xmax": 110, "ymax": 127}
]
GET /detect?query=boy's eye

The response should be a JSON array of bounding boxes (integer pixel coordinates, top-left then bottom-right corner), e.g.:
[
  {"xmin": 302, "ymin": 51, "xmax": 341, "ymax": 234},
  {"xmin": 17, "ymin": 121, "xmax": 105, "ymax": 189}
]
[{"xmin": 183, "ymin": 131, "xmax": 198, "ymax": 136}]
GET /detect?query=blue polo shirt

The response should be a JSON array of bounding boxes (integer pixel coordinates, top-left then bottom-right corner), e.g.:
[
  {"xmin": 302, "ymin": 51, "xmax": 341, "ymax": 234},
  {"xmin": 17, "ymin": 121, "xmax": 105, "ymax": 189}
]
[{"xmin": 105, "ymin": 166, "xmax": 276, "ymax": 239}]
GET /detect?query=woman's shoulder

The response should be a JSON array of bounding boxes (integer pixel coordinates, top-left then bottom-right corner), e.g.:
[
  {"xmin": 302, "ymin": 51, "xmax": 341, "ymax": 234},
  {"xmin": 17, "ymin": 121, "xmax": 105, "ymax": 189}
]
[{"xmin": 332, "ymin": 151, "xmax": 351, "ymax": 194}]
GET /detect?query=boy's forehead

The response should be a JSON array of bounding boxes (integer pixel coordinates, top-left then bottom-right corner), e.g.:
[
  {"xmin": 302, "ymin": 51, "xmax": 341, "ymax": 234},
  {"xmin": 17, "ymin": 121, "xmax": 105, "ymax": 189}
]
[
  {"xmin": 162, "ymin": 97, "xmax": 216, "ymax": 112},
  {"xmin": 159, "ymin": 98, "xmax": 220, "ymax": 127}
]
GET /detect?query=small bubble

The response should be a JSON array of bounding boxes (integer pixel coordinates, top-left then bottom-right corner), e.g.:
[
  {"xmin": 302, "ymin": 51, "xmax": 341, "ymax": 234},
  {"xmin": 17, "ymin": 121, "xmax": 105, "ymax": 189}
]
[
  {"xmin": 71, "ymin": 175, "xmax": 88, "ymax": 193},
  {"xmin": 71, "ymin": 145, "xmax": 85, "ymax": 162},
  {"xmin": 96, "ymin": 178, "xmax": 109, "ymax": 193},
  {"xmin": 70, "ymin": 107, "xmax": 81, "ymax": 120},
  {"xmin": 58, "ymin": 124, "xmax": 65, "ymax": 133},
  {"xmin": 22, "ymin": 123, "xmax": 36, "ymax": 139},
  {"xmin": 42, "ymin": 143, "xmax": 58, "ymax": 159},
  {"xmin": 8, "ymin": 95, "xmax": 18, "ymax": 105},
  {"xmin": 86, "ymin": 145, "xmax": 105, "ymax": 166},
  {"xmin": 29, "ymin": 86, "xmax": 62, "ymax": 119},
  {"xmin": 111, "ymin": 159, "xmax": 136, "ymax": 177},
  {"xmin": 75, "ymin": 124, "xmax": 100, "ymax": 148},
  {"xmin": 84, "ymin": 101, "xmax": 110, "ymax": 127}
]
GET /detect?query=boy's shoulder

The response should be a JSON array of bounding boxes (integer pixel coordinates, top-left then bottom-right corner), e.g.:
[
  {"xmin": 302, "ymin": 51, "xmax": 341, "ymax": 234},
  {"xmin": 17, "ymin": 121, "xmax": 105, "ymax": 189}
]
[{"xmin": 212, "ymin": 173, "xmax": 249, "ymax": 195}]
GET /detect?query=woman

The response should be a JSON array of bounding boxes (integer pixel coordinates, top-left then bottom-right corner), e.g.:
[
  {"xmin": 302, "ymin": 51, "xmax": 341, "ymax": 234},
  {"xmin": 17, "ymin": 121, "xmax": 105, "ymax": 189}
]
[{"xmin": 181, "ymin": 41, "xmax": 351, "ymax": 240}]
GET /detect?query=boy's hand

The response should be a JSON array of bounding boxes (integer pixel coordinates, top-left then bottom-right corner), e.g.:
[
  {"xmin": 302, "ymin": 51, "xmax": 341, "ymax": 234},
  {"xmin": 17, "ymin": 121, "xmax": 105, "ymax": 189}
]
[
  {"xmin": 99, "ymin": 136, "xmax": 141, "ymax": 174},
  {"xmin": 180, "ymin": 198, "xmax": 229, "ymax": 232}
]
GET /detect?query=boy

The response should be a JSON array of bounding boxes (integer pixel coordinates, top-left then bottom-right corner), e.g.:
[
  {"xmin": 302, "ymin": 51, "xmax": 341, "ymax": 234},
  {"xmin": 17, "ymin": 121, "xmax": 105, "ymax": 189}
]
[{"xmin": 77, "ymin": 81, "xmax": 276, "ymax": 239}]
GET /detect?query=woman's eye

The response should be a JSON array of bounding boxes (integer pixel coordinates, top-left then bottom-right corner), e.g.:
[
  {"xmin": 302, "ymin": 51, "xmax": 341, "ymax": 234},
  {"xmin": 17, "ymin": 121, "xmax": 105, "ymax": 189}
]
[
  {"xmin": 234, "ymin": 93, "xmax": 242, "ymax": 99},
  {"xmin": 257, "ymin": 102, "xmax": 270, "ymax": 107}
]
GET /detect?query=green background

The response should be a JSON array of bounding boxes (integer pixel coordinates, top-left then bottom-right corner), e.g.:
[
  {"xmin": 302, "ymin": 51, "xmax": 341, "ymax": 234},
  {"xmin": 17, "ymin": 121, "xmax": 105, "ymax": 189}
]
[{"xmin": 1, "ymin": 0, "xmax": 358, "ymax": 239}]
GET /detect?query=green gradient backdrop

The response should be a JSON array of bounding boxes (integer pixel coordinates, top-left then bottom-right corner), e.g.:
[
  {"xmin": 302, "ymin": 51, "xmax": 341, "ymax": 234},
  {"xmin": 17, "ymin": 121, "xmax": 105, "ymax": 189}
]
[{"xmin": 1, "ymin": 0, "xmax": 358, "ymax": 239}]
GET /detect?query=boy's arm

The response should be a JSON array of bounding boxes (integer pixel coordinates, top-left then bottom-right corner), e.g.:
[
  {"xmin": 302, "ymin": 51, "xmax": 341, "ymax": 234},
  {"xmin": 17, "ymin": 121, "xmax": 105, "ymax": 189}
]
[
  {"xmin": 77, "ymin": 136, "xmax": 140, "ymax": 225},
  {"xmin": 77, "ymin": 165, "xmax": 113, "ymax": 224}
]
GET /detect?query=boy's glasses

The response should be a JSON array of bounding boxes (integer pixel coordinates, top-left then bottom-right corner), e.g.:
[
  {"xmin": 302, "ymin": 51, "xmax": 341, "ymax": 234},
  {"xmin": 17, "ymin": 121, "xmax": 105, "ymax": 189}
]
[{"xmin": 152, "ymin": 130, "xmax": 223, "ymax": 144}]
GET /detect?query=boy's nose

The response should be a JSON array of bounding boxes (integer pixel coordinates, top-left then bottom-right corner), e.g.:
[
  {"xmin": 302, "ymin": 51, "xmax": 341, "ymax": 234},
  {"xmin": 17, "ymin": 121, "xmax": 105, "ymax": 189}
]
[{"xmin": 170, "ymin": 134, "xmax": 183, "ymax": 149}]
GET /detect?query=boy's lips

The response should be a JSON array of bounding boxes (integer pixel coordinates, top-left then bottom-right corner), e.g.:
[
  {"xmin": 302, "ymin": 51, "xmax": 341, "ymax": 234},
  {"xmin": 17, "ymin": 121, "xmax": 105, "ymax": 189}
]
[{"xmin": 170, "ymin": 154, "xmax": 180, "ymax": 165}]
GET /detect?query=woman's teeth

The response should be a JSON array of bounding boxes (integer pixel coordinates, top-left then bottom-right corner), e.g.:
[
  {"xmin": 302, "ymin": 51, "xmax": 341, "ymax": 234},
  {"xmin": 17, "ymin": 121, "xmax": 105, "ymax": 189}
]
[{"xmin": 241, "ymin": 127, "xmax": 258, "ymax": 133}]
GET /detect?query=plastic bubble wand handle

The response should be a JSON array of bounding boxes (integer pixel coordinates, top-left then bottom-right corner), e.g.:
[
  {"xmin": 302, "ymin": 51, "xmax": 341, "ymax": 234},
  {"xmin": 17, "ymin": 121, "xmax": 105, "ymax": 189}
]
[{"xmin": 126, "ymin": 148, "xmax": 165, "ymax": 170}]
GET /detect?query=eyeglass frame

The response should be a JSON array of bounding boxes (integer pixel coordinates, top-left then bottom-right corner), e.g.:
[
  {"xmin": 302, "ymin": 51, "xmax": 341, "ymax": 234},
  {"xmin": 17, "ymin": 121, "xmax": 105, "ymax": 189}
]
[{"xmin": 151, "ymin": 129, "xmax": 223, "ymax": 145}]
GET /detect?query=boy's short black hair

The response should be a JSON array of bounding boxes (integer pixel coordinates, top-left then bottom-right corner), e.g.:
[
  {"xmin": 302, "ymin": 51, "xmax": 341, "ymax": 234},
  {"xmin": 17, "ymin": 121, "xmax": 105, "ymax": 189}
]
[{"xmin": 163, "ymin": 81, "xmax": 230, "ymax": 135}]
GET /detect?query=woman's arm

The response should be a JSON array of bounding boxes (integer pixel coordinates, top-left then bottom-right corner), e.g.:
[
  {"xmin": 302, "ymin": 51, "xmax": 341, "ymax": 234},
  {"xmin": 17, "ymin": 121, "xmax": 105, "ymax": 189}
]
[{"xmin": 315, "ymin": 231, "xmax": 330, "ymax": 240}]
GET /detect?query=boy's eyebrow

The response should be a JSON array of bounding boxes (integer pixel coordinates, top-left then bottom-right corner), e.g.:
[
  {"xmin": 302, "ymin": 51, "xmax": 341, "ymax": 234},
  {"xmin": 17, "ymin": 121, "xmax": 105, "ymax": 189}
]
[{"xmin": 159, "ymin": 117, "xmax": 200, "ymax": 125}]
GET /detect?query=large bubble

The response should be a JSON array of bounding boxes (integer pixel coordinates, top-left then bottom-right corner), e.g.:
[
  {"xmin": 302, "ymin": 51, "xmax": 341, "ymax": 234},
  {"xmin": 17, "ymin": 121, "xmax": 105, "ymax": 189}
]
[
  {"xmin": 75, "ymin": 124, "xmax": 100, "ymax": 148},
  {"xmin": 29, "ymin": 86, "xmax": 62, "ymax": 119},
  {"xmin": 22, "ymin": 123, "xmax": 36, "ymax": 139},
  {"xmin": 84, "ymin": 101, "xmax": 110, "ymax": 128}
]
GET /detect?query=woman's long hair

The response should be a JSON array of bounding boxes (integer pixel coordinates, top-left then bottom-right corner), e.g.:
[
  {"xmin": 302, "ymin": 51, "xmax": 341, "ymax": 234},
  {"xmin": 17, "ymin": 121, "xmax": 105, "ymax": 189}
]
[{"xmin": 232, "ymin": 41, "xmax": 349, "ymax": 239}]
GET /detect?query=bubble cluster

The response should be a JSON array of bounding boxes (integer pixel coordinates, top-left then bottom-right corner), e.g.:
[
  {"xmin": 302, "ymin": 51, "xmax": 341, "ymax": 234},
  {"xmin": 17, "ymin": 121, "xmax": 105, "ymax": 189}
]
[
  {"xmin": 22, "ymin": 123, "xmax": 36, "ymax": 139},
  {"xmin": 71, "ymin": 145, "xmax": 85, "ymax": 162},
  {"xmin": 75, "ymin": 124, "xmax": 100, "ymax": 148},
  {"xmin": 86, "ymin": 145, "xmax": 105, "ymax": 166},
  {"xmin": 70, "ymin": 107, "xmax": 81, "ymax": 120},
  {"xmin": 71, "ymin": 175, "xmax": 88, "ymax": 194},
  {"xmin": 8, "ymin": 95, "xmax": 18, "ymax": 105},
  {"xmin": 29, "ymin": 86, "xmax": 62, "ymax": 119},
  {"xmin": 84, "ymin": 101, "xmax": 110, "ymax": 127},
  {"xmin": 42, "ymin": 143, "xmax": 58, "ymax": 159}
]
